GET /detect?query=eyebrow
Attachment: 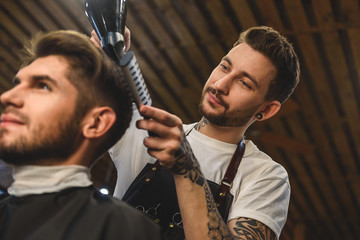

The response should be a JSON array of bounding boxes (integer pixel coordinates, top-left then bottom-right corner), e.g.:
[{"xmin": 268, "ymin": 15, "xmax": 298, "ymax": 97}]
[
  {"xmin": 12, "ymin": 75, "xmax": 58, "ymax": 86},
  {"xmin": 32, "ymin": 75, "xmax": 58, "ymax": 85},
  {"xmin": 222, "ymin": 56, "xmax": 260, "ymax": 89}
]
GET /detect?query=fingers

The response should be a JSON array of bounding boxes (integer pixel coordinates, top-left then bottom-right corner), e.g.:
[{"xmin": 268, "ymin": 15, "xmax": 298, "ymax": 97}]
[
  {"xmin": 137, "ymin": 118, "xmax": 182, "ymax": 139},
  {"xmin": 91, "ymin": 27, "xmax": 131, "ymax": 53},
  {"xmin": 124, "ymin": 27, "xmax": 131, "ymax": 52},
  {"xmin": 90, "ymin": 30, "xmax": 102, "ymax": 49},
  {"xmin": 136, "ymin": 105, "xmax": 184, "ymax": 169},
  {"xmin": 143, "ymin": 136, "xmax": 180, "ymax": 169},
  {"xmin": 144, "ymin": 136, "xmax": 179, "ymax": 157},
  {"xmin": 138, "ymin": 105, "xmax": 182, "ymax": 128}
]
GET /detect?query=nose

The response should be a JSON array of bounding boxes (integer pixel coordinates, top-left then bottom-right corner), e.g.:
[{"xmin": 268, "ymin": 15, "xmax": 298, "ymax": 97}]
[
  {"xmin": 214, "ymin": 75, "xmax": 232, "ymax": 95},
  {"xmin": 0, "ymin": 86, "xmax": 23, "ymax": 108}
]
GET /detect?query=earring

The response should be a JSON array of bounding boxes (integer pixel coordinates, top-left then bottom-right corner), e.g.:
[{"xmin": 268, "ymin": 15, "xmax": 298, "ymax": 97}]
[{"xmin": 256, "ymin": 113, "xmax": 263, "ymax": 120}]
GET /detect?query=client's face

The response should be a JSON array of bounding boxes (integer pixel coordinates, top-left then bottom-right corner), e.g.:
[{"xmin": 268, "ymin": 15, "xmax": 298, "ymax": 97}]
[{"xmin": 0, "ymin": 55, "xmax": 82, "ymax": 165}]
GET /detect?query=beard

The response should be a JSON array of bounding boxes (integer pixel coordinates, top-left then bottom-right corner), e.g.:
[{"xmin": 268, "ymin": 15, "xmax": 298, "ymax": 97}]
[
  {"xmin": 0, "ymin": 109, "xmax": 82, "ymax": 166},
  {"xmin": 199, "ymin": 87, "xmax": 260, "ymax": 127}
]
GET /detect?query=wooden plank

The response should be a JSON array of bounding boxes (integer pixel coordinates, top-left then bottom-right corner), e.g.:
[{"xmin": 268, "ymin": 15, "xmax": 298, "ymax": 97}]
[
  {"xmin": 254, "ymin": 0, "xmax": 285, "ymax": 31},
  {"xmin": 126, "ymin": 12, "xmax": 157, "ymax": 51},
  {"xmin": 275, "ymin": 99, "xmax": 300, "ymax": 117},
  {"xmin": 128, "ymin": 0, "xmax": 173, "ymax": 49},
  {"xmin": 171, "ymin": 0, "xmax": 223, "ymax": 70},
  {"xmin": 314, "ymin": 2, "xmax": 360, "ymax": 179},
  {"xmin": 258, "ymin": 131, "xmax": 314, "ymax": 155},
  {"xmin": 228, "ymin": 0, "xmax": 258, "ymax": 30},
  {"xmin": 311, "ymin": 0, "xmax": 360, "ymax": 185},
  {"xmin": 60, "ymin": 0, "xmax": 92, "ymax": 33},
  {"xmin": 205, "ymin": 0, "xmax": 238, "ymax": 45},
  {"xmin": 0, "ymin": 60, "xmax": 14, "ymax": 85},
  {"xmin": 131, "ymin": 47, "xmax": 194, "ymax": 122},
  {"xmin": 204, "ymin": 42, "xmax": 227, "ymax": 66},
  {"xmin": 339, "ymin": 0, "xmax": 360, "ymax": 28},
  {"xmin": 126, "ymin": 8, "xmax": 198, "ymax": 120},
  {"xmin": 281, "ymin": 219, "xmax": 295, "ymax": 240},
  {"xmin": 311, "ymin": 0, "xmax": 360, "ymax": 162},
  {"xmin": 0, "ymin": 44, "xmax": 19, "ymax": 73},
  {"xmin": 349, "ymin": 175, "xmax": 360, "ymax": 220},
  {"xmin": 0, "ymin": 6, "xmax": 29, "ymax": 47},
  {"xmin": 346, "ymin": 28, "xmax": 360, "ymax": 162},
  {"xmin": 147, "ymin": 0, "xmax": 205, "ymax": 92},
  {"xmin": 173, "ymin": 0, "xmax": 217, "ymax": 45},
  {"xmin": 1, "ymin": 1, "xmax": 40, "ymax": 34},
  {"xmin": 164, "ymin": 47, "xmax": 203, "ymax": 92},
  {"xmin": 0, "ymin": 73, "xmax": 12, "ymax": 92},
  {"xmin": 20, "ymin": 0, "xmax": 59, "ymax": 31},
  {"xmin": 152, "ymin": 0, "xmax": 196, "ymax": 47},
  {"xmin": 277, "ymin": 2, "xmax": 358, "ymax": 239},
  {"xmin": 294, "ymin": 223, "xmax": 306, "ymax": 240},
  {"xmin": 283, "ymin": 0, "xmax": 357, "ymax": 210},
  {"xmin": 177, "ymin": 45, "xmax": 213, "ymax": 83},
  {"xmin": 155, "ymin": 0, "xmax": 216, "ymax": 78},
  {"xmin": 311, "ymin": 0, "xmax": 335, "ymax": 32},
  {"xmin": 291, "ymin": 78, "xmax": 357, "ymax": 232},
  {"xmin": 37, "ymin": 0, "xmax": 80, "ymax": 30},
  {"xmin": 321, "ymin": 30, "xmax": 360, "ymax": 165}
]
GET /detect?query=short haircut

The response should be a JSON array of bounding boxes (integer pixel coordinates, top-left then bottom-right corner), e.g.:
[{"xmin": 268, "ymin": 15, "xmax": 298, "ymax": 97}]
[
  {"xmin": 234, "ymin": 26, "xmax": 300, "ymax": 103},
  {"xmin": 21, "ymin": 30, "xmax": 132, "ymax": 155}
]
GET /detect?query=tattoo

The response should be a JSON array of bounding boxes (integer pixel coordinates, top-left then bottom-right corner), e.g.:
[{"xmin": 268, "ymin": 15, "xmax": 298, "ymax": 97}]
[
  {"xmin": 170, "ymin": 132, "xmax": 205, "ymax": 186},
  {"xmin": 233, "ymin": 218, "xmax": 276, "ymax": 240},
  {"xmin": 205, "ymin": 184, "xmax": 236, "ymax": 240},
  {"xmin": 170, "ymin": 132, "xmax": 275, "ymax": 239},
  {"xmin": 194, "ymin": 117, "xmax": 208, "ymax": 131},
  {"xmin": 171, "ymin": 133, "xmax": 235, "ymax": 239}
]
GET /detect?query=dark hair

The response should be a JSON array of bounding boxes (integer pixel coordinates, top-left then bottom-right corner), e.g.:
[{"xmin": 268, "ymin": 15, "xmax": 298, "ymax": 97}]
[
  {"xmin": 22, "ymin": 30, "xmax": 132, "ymax": 156},
  {"xmin": 234, "ymin": 26, "xmax": 300, "ymax": 103}
]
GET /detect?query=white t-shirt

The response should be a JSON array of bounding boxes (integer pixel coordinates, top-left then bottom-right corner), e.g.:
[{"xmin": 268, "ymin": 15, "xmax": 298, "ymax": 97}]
[{"xmin": 109, "ymin": 110, "xmax": 290, "ymax": 239}]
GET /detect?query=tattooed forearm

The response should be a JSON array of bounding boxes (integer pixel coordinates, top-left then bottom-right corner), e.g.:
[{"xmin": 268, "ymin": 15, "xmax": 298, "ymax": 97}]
[
  {"xmin": 232, "ymin": 218, "xmax": 276, "ymax": 240},
  {"xmin": 204, "ymin": 185, "xmax": 238, "ymax": 240},
  {"xmin": 170, "ymin": 133, "xmax": 236, "ymax": 239},
  {"xmin": 170, "ymin": 132, "xmax": 205, "ymax": 186}
]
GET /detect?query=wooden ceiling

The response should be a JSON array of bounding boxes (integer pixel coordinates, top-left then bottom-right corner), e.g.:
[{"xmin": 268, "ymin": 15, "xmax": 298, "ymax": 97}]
[{"xmin": 1, "ymin": 0, "xmax": 360, "ymax": 239}]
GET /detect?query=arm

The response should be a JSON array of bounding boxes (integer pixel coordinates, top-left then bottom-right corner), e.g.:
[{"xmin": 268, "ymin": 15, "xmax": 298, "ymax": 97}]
[{"xmin": 137, "ymin": 105, "xmax": 277, "ymax": 240}]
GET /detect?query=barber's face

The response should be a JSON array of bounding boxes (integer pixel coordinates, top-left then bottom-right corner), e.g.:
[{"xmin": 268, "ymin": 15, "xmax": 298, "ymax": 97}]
[
  {"xmin": 0, "ymin": 55, "xmax": 82, "ymax": 165},
  {"xmin": 199, "ymin": 43, "xmax": 277, "ymax": 127}
]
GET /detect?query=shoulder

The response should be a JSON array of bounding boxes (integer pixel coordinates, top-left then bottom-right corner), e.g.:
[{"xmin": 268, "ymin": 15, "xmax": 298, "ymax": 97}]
[
  {"xmin": 83, "ymin": 187, "xmax": 164, "ymax": 238},
  {"xmin": 243, "ymin": 140, "xmax": 289, "ymax": 182}
]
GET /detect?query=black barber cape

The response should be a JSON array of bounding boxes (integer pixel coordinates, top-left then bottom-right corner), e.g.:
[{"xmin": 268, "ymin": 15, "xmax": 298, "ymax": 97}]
[{"xmin": 0, "ymin": 186, "xmax": 164, "ymax": 240}]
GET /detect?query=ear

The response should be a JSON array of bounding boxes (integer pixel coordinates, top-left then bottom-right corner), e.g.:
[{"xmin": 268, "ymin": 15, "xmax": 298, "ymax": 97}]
[
  {"xmin": 82, "ymin": 107, "xmax": 116, "ymax": 139},
  {"xmin": 256, "ymin": 100, "xmax": 281, "ymax": 121}
]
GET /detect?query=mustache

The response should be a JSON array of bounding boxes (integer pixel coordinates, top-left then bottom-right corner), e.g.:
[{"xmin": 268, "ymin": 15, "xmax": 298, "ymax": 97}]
[
  {"xmin": 204, "ymin": 87, "xmax": 229, "ymax": 109},
  {"xmin": 1, "ymin": 108, "xmax": 29, "ymax": 125}
]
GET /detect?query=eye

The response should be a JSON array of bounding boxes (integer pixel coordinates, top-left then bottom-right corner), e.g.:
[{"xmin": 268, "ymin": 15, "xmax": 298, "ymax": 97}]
[
  {"xmin": 220, "ymin": 63, "xmax": 229, "ymax": 72},
  {"xmin": 12, "ymin": 78, "xmax": 20, "ymax": 87},
  {"xmin": 38, "ymin": 82, "xmax": 51, "ymax": 91},
  {"xmin": 240, "ymin": 80, "xmax": 252, "ymax": 90},
  {"xmin": 220, "ymin": 63, "xmax": 227, "ymax": 70}
]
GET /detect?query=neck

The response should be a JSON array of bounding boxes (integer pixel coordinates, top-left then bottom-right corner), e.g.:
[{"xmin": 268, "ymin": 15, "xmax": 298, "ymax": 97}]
[{"xmin": 195, "ymin": 117, "xmax": 247, "ymax": 144}]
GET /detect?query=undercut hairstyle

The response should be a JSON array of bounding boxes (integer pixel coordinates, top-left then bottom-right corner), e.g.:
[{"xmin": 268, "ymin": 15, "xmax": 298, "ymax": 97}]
[
  {"xmin": 234, "ymin": 26, "xmax": 300, "ymax": 103},
  {"xmin": 21, "ymin": 30, "xmax": 132, "ymax": 156}
]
